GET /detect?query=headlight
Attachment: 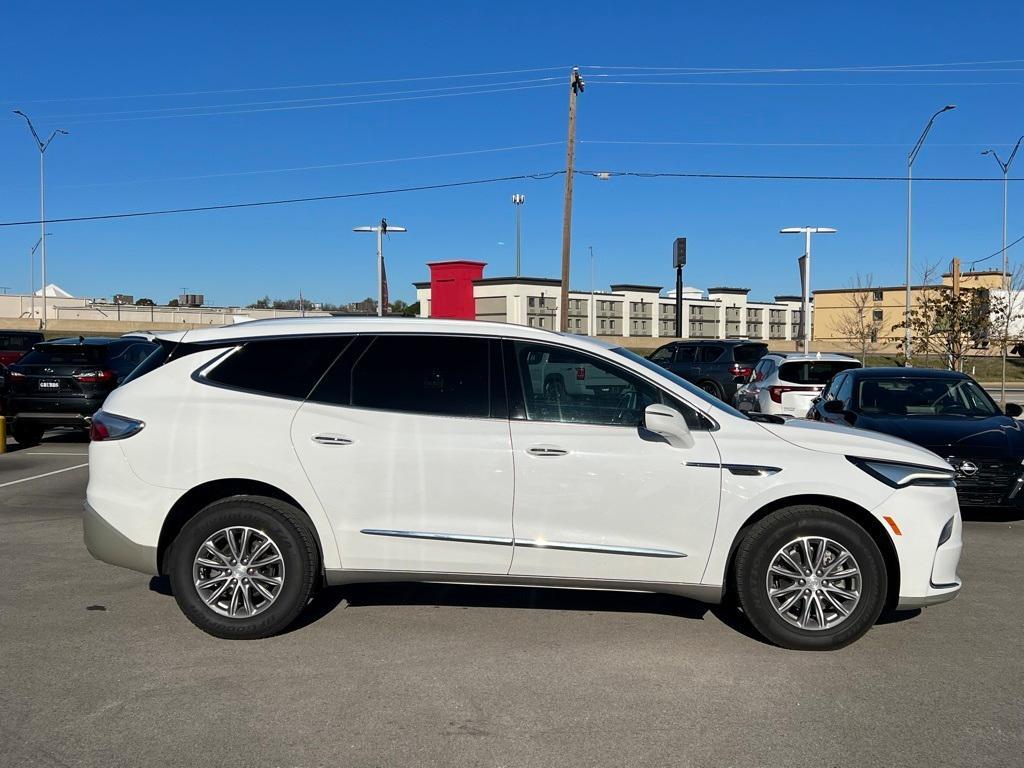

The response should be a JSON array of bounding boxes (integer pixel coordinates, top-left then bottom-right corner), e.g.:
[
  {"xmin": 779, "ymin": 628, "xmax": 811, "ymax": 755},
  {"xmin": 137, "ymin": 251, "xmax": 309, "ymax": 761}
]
[{"xmin": 847, "ymin": 457, "xmax": 956, "ymax": 488}]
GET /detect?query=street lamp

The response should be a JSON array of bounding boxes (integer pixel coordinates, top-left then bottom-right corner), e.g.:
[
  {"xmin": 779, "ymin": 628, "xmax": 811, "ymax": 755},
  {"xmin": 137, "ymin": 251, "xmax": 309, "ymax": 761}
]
[
  {"xmin": 982, "ymin": 135, "xmax": 1023, "ymax": 405},
  {"xmin": 512, "ymin": 194, "xmax": 525, "ymax": 277},
  {"xmin": 589, "ymin": 245, "xmax": 596, "ymax": 336},
  {"xmin": 905, "ymin": 105, "xmax": 956, "ymax": 361},
  {"xmin": 29, "ymin": 233, "xmax": 52, "ymax": 321},
  {"xmin": 780, "ymin": 227, "xmax": 837, "ymax": 354},
  {"xmin": 354, "ymin": 218, "xmax": 406, "ymax": 317},
  {"xmin": 13, "ymin": 110, "xmax": 68, "ymax": 330}
]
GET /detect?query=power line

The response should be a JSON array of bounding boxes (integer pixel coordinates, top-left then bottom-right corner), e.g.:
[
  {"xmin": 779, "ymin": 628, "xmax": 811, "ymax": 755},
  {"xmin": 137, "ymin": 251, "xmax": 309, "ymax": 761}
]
[
  {"xmin": 582, "ymin": 139, "xmax": 1015, "ymax": 148},
  {"xmin": 592, "ymin": 79, "xmax": 1024, "ymax": 88},
  {"xmin": 49, "ymin": 83, "xmax": 560, "ymax": 125},
  {"xmin": 7, "ymin": 66, "xmax": 570, "ymax": 104},
  {"xmin": 969, "ymin": 234, "xmax": 1024, "ymax": 267},
  {"xmin": 578, "ymin": 169, "xmax": 1019, "ymax": 182},
  {"xmin": 39, "ymin": 77, "xmax": 563, "ymax": 121},
  {"xmin": 50, "ymin": 141, "xmax": 565, "ymax": 189},
  {"xmin": 0, "ymin": 171, "xmax": 566, "ymax": 227},
  {"xmin": 582, "ymin": 58, "xmax": 1024, "ymax": 73}
]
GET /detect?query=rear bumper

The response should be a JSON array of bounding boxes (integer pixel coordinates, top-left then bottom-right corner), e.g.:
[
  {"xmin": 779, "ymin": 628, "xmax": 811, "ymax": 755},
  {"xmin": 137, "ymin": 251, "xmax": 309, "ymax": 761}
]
[
  {"xmin": 5, "ymin": 396, "xmax": 103, "ymax": 427},
  {"xmin": 83, "ymin": 501, "xmax": 158, "ymax": 575}
]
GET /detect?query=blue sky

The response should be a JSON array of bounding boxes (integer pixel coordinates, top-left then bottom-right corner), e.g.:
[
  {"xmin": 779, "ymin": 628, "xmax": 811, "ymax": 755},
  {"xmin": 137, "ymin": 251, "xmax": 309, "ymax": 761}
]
[{"xmin": 1, "ymin": 1, "xmax": 1023, "ymax": 306}]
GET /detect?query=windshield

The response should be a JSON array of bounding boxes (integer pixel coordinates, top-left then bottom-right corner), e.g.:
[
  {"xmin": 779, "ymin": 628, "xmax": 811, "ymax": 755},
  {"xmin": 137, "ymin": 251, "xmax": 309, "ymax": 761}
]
[
  {"xmin": 612, "ymin": 346, "xmax": 748, "ymax": 419},
  {"xmin": 779, "ymin": 360, "xmax": 860, "ymax": 385},
  {"xmin": 857, "ymin": 377, "xmax": 1000, "ymax": 418}
]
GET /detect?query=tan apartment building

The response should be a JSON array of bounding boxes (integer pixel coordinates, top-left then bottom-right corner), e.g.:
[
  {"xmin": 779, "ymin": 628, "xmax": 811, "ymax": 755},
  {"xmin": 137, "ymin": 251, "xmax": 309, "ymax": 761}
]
[{"xmin": 812, "ymin": 270, "xmax": 1003, "ymax": 352}]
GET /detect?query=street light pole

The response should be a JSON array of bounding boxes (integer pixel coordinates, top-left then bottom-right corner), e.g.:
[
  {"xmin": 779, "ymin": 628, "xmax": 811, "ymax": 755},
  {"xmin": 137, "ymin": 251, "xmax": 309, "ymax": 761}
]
[
  {"xmin": 354, "ymin": 219, "xmax": 406, "ymax": 317},
  {"xmin": 780, "ymin": 227, "xmax": 837, "ymax": 354},
  {"xmin": 905, "ymin": 105, "xmax": 956, "ymax": 362},
  {"xmin": 512, "ymin": 194, "xmax": 525, "ymax": 277},
  {"xmin": 29, "ymin": 233, "xmax": 51, "ymax": 323},
  {"xmin": 589, "ymin": 245, "xmax": 595, "ymax": 336},
  {"xmin": 13, "ymin": 111, "xmax": 68, "ymax": 331},
  {"xmin": 982, "ymin": 135, "xmax": 1023, "ymax": 406}
]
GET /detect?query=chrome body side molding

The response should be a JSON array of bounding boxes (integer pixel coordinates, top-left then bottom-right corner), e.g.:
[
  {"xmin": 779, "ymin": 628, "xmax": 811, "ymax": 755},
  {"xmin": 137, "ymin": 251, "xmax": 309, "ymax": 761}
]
[
  {"xmin": 360, "ymin": 529, "xmax": 686, "ymax": 558},
  {"xmin": 360, "ymin": 529, "xmax": 512, "ymax": 546},
  {"xmin": 685, "ymin": 462, "xmax": 781, "ymax": 477},
  {"xmin": 325, "ymin": 568, "xmax": 724, "ymax": 604}
]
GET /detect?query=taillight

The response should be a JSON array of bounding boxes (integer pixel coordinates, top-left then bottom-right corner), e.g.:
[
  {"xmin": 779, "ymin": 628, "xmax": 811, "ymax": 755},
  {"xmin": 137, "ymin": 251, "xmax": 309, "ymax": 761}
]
[
  {"xmin": 731, "ymin": 364, "xmax": 754, "ymax": 379},
  {"xmin": 768, "ymin": 385, "xmax": 818, "ymax": 403},
  {"xmin": 74, "ymin": 369, "xmax": 116, "ymax": 384},
  {"xmin": 89, "ymin": 410, "xmax": 144, "ymax": 441}
]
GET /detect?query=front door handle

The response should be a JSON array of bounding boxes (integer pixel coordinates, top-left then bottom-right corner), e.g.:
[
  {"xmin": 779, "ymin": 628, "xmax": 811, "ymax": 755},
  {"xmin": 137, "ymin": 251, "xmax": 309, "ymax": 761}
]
[
  {"xmin": 312, "ymin": 433, "xmax": 354, "ymax": 446},
  {"xmin": 527, "ymin": 445, "xmax": 568, "ymax": 457}
]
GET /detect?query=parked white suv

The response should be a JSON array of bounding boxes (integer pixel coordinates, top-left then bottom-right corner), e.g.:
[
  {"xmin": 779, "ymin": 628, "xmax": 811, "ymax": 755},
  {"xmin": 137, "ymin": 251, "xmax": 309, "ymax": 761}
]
[
  {"xmin": 734, "ymin": 353, "xmax": 862, "ymax": 417},
  {"xmin": 85, "ymin": 318, "xmax": 961, "ymax": 650}
]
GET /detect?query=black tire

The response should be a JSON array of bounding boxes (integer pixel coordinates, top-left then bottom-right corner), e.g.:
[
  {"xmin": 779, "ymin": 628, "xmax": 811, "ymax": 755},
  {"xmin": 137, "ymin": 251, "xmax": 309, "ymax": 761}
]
[
  {"xmin": 168, "ymin": 495, "xmax": 319, "ymax": 639},
  {"xmin": 734, "ymin": 506, "xmax": 887, "ymax": 651},
  {"xmin": 12, "ymin": 422, "xmax": 44, "ymax": 447},
  {"xmin": 698, "ymin": 380, "xmax": 724, "ymax": 400}
]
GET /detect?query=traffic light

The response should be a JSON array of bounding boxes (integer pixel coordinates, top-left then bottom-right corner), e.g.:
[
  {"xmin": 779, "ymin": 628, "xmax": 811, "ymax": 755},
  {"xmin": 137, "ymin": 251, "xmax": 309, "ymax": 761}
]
[{"xmin": 673, "ymin": 237, "xmax": 687, "ymax": 268}]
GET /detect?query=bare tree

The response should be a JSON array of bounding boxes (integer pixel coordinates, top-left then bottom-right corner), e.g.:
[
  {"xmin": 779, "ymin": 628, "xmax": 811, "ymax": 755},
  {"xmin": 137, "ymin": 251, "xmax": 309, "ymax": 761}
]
[
  {"xmin": 893, "ymin": 286, "xmax": 991, "ymax": 372},
  {"xmin": 835, "ymin": 273, "xmax": 882, "ymax": 363},
  {"xmin": 986, "ymin": 262, "xmax": 1024, "ymax": 405}
]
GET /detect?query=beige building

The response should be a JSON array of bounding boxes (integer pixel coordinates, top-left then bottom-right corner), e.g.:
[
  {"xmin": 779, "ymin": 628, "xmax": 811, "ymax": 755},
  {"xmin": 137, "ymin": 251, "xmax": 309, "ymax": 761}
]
[
  {"xmin": 413, "ymin": 275, "xmax": 808, "ymax": 350},
  {"xmin": 812, "ymin": 270, "xmax": 1003, "ymax": 352}
]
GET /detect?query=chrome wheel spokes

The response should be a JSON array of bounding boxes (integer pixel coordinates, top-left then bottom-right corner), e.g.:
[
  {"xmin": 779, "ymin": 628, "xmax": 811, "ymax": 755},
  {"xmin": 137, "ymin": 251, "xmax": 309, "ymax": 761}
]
[
  {"xmin": 192, "ymin": 526, "xmax": 285, "ymax": 619},
  {"xmin": 766, "ymin": 536, "xmax": 861, "ymax": 631}
]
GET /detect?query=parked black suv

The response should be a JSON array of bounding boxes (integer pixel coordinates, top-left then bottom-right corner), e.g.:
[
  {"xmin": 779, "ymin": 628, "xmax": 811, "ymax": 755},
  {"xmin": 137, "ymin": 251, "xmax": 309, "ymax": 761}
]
[
  {"xmin": 4, "ymin": 337, "xmax": 158, "ymax": 445},
  {"xmin": 647, "ymin": 340, "xmax": 769, "ymax": 401}
]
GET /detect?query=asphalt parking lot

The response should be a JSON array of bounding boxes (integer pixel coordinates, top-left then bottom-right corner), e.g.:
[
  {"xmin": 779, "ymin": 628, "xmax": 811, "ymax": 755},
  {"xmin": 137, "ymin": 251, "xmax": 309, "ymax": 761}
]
[{"xmin": 2, "ymin": 432, "xmax": 1022, "ymax": 768}]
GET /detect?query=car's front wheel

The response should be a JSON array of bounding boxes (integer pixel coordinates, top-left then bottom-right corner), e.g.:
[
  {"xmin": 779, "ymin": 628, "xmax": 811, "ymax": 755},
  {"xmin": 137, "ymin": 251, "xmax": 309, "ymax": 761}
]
[
  {"xmin": 168, "ymin": 496, "xmax": 319, "ymax": 639},
  {"xmin": 734, "ymin": 506, "xmax": 887, "ymax": 650}
]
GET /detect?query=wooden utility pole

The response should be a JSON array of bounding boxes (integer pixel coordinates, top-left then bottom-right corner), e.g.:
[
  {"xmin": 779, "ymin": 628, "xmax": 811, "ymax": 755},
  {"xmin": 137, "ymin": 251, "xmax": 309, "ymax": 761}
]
[
  {"xmin": 559, "ymin": 68, "xmax": 584, "ymax": 332},
  {"xmin": 951, "ymin": 257, "xmax": 961, "ymax": 297}
]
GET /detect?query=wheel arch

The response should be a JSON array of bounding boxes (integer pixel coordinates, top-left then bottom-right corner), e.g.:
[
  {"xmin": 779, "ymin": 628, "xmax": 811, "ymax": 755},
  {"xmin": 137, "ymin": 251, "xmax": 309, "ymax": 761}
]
[
  {"xmin": 723, "ymin": 494, "xmax": 901, "ymax": 612},
  {"xmin": 157, "ymin": 478, "xmax": 325, "ymax": 576}
]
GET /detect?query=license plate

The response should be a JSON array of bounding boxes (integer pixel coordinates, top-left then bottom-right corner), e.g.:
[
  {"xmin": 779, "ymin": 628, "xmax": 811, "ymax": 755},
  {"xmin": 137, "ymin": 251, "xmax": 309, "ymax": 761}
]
[{"xmin": 38, "ymin": 380, "xmax": 59, "ymax": 389}]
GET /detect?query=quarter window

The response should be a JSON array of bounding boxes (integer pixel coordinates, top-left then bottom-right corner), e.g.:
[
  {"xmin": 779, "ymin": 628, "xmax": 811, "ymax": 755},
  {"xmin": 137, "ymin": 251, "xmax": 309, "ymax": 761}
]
[{"xmin": 204, "ymin": 337, "xmax": 350, "ymax": 399}]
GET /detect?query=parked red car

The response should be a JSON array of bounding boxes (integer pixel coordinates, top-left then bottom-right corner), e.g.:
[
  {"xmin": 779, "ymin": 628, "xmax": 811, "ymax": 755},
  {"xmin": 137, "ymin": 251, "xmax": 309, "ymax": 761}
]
[{"xmin": 0, "ymin": 331, "xmax": 45, "ymax": 367}]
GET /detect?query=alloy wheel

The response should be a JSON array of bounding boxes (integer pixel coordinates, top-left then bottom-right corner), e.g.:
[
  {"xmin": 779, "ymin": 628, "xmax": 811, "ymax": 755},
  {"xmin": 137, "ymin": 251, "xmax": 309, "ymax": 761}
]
[
  {"xmin": 192, "ymin": 526, "xmax": 285, "ymax": 619},
  {"xmin": 765, "ymin": 536, "xmax": 862, "ymax": 631}
]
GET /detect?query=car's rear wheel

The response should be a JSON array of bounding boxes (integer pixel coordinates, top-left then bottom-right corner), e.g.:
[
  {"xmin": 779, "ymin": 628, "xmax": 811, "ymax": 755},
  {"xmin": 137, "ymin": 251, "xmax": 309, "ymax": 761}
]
[
  {"xmin": 734, "ymin": 506, "xmax": 886, "ymax": 650},
  {"xmin": 11, "ymin": 422, "xmax": 44, "ymax": 447},
  {"xmin": 168, "ymin": 496, "xmax": 318, "ymax": 639},
  {"xmin": 698, "ymin": 380, "xmax": 724, "ymax": 400}
]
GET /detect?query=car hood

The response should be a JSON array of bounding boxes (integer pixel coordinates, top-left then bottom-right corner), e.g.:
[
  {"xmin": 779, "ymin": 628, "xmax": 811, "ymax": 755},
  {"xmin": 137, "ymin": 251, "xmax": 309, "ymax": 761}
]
[
  {"xmin": 759, "ymin": 418, "xmax": 951, "ymax": 469},
  {"xmin": 851, "ymin": 413, "xmax": 1024, "ymax": 460}
]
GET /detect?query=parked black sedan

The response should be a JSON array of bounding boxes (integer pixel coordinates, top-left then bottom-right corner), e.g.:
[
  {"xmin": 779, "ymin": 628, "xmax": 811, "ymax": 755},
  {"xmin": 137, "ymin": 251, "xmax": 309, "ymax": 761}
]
[
  {"xmin": 3, "ymin": 336, "xmax": 158, "ymax": 445},
  {"xmin": 808, "ymin": 367, "xmax": 1024, "ymax": 508}
]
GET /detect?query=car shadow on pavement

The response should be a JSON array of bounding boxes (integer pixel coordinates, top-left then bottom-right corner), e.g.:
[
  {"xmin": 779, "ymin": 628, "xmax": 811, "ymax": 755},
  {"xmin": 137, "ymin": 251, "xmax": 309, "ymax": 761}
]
[
  {"xmin": 284, "ymin": 582, "xmax": 712, "ymax": 634},
  {"xmin": 960, "ymin": 506, "xmax": 1024, "ymax": 523},
  {"xmin": 2, "ymin": 428, "xmax": 88, "ymax": 453}
]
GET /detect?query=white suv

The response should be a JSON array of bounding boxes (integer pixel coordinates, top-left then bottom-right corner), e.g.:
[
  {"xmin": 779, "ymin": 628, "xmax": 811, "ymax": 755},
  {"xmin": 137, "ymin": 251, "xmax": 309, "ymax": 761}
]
[
  {"xmin": 734, "ymin": 353, "xmax": 862, "ymax": 417},
  {"xmin": 84, "ymin": 318, "xmax": 961, "ymax": 650}
]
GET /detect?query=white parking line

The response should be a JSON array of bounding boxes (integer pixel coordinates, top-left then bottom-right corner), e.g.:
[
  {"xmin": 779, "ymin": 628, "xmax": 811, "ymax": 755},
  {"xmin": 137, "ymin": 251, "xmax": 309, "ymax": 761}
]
[
  {"xmin": 0, "ymin": 463, "xmax": 89, "ymax": 488},
  {"xmin": 20, "ymin": 452, "xmax": 89, "ymax": 457}
]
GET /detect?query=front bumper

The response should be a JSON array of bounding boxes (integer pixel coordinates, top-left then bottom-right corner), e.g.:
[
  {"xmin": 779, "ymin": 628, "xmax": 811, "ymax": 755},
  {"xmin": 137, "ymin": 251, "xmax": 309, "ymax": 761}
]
[{"xmin": 872, "ymin": 485, "xmax": 963, "ymax": 610}]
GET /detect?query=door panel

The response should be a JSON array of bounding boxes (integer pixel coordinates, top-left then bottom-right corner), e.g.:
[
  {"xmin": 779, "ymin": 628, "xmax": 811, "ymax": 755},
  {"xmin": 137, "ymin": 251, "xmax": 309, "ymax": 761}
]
[
  {"xmin": 290, "ymin": 334, "xmax": 514, "ymax": 575},
  {"xmin": 292, "ymin": 404, "xmax": 514, "ymax": 574},
  {"xmin": 505, "ymin": 340, "xmax": 722, "ymax": 584}
]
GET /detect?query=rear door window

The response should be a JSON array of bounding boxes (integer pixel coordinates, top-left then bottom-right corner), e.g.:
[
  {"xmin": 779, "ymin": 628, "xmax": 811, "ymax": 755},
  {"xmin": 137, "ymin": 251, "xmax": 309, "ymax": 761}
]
[
  {"xmin": 310, "ymin": 334, "xmax": 500, "ymax": 418},
  {"xmin": 698, "ymin": 346, "xmax": 724, "ymax": 363},
  {"xmin": 674, "ymin": 345, "xmax": 698, "ymax": 363},
  {"xmin": 204, "ymin": 337, "xmax": 350, "ymax": 399},
  {"xmin": 779, "ymin": 360, "xmax": 860, "ymax": 385},
  {"xmin": 734, "ymin": 344, "xmax": 769, "ymax": 364}
]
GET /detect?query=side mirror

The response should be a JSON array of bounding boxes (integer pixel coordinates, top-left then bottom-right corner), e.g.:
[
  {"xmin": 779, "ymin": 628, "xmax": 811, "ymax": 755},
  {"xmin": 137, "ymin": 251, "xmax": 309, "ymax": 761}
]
[
  {"xmin": 823, "ymin": 400, "xmax": 846, "ymax": 415},
  {"xmin": 643, "ymin": 404, "xmax": 694, "ymax": 449},
  {"xmin": 1007, "ymin": 402, "xmax": 1023, "ymax": 418}
]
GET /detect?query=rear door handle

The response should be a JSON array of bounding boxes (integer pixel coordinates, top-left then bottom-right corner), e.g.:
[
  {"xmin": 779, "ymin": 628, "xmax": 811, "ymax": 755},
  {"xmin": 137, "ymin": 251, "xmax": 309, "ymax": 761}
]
[
  {"xmin": 527, "ymin": 445, "xmax": 568, "ymax": 457},
  {"xmin": 312, "ymin": 433, "xmax": 354, "ymax": 446}
]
